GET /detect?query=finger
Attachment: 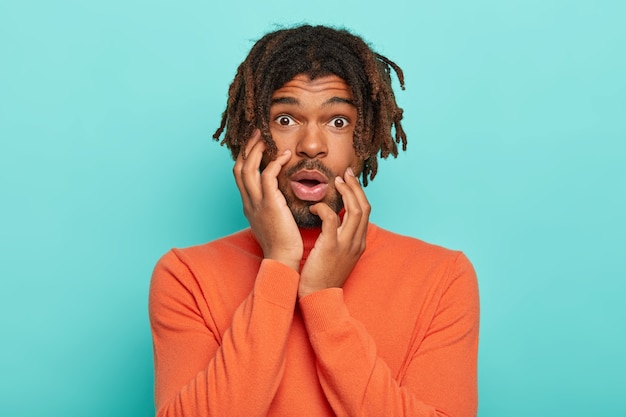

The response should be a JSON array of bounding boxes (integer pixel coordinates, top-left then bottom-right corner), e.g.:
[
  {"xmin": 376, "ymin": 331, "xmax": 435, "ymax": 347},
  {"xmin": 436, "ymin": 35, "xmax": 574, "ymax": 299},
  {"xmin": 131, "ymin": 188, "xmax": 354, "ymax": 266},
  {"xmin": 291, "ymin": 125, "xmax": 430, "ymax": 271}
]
[
  {"xmin": 240, "ymin": 136, "xmax": 267, "ymax": 203},
  {"xmin": 309, "ymin": 202, "xmax": 339, "ymax": 239},
  {"xmin": 234, "ymin": 130, "xmax": 261, "ymax": 187},
  {"xmin": 334, "ymin": 174, "xmax": 363, "ymax": 238},
  {"xmin": 234, "ymin": 130, "xmax": 262, "ymax": 206},
  {"xmin": 260, "ymin": 149, "xmax": 291, "ymax": 197},
  {"xmin": 343, "ymin": 167, "xmax": 371, "ymax": 238},
  {"xmin": 345, "ymin": 167, "xmax": 369, "ymax": 209}
]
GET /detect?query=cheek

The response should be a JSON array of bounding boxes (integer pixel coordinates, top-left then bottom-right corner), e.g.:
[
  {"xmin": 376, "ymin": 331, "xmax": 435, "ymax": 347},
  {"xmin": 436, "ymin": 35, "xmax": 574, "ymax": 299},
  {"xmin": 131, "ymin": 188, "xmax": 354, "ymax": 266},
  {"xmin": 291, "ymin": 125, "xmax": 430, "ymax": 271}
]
[
  {"xmin": 268, "ymin": 128, "xmax": 290, "ymax": 149},
  {"xmin": 353, "ymin": 158, "xmax": 364, "ymax": 173},
  {"xmin": 349, "ymin": 159, "xmax": 365, "ymax": 178},
  {"xmin": 343, "ymin": 147, "xmax": 361, "ymax": 171}
]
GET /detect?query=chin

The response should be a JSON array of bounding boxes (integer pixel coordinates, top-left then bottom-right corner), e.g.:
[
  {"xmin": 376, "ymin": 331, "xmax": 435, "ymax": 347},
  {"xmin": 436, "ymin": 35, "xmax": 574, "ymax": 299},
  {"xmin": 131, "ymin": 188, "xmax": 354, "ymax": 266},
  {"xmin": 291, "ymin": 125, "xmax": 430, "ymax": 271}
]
[
  {"xmin": 288, "ymin": 198, "xmax": 344, "ymax": 229},
  {"xmin": 292, "ymin": 210, "xmax": 323, "ymax": 229},
  {"xmin": 280, "ymin": 178, "xmax": 344, "ymax": 228}
]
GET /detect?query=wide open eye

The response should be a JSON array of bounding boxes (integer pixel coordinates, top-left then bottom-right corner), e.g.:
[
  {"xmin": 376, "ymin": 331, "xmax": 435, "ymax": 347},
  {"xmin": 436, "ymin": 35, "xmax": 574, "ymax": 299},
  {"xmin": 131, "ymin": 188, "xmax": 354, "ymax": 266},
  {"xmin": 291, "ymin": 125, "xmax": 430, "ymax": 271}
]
[
  {"xmin": 275, "ymin": 115, "xmax": 296, "ymax": 126},
  {"xmin": 328, "ymin": 116, "xmax": 350, "ymax": 129}
]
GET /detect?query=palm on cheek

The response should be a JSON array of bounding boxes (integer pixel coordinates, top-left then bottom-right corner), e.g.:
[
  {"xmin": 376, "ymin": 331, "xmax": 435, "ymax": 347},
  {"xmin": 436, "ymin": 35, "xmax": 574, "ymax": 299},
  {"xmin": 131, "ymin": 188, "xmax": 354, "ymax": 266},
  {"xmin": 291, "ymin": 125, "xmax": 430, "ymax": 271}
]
[{"xmin": 234, "ymin": 131, "xmax": 303, "ymax": 271}]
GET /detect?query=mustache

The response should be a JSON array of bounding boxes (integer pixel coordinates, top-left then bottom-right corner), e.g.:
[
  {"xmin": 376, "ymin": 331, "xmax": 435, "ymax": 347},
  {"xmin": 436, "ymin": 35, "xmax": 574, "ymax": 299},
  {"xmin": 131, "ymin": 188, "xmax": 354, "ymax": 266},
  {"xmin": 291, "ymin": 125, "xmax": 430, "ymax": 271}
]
[{"xmin": 285, "ymin": 159, "xmax": 335, "ymax": 180}]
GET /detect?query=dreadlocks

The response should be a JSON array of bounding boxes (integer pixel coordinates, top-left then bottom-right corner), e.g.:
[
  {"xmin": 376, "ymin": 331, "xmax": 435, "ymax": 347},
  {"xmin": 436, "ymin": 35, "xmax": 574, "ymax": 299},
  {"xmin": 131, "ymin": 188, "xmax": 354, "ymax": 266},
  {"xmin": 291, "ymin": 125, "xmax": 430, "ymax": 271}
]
[{"xmin": 212, "ymin": 24, "xmax": 407, "ymax": 186}]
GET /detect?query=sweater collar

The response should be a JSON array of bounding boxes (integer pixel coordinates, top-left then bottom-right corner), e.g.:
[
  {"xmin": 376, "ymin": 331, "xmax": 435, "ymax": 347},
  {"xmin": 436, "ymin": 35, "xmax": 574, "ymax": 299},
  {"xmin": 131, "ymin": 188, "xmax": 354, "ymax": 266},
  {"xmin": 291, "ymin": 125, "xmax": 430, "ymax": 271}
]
[
  {"xmin": 299, "ymin": 208, "xmax": 345, "ymax": 265},
  {"xmin": 299, "ymin": 226, "xmax": 321, "ymax": 263}
]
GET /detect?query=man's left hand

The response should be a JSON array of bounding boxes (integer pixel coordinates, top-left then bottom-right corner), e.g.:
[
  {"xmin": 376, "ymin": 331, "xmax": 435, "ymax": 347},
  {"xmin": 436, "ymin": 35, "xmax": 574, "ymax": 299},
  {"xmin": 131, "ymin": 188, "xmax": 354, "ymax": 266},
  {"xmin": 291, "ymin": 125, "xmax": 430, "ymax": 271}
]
[{"xmin": 298, "ymin": 167, "xmax": 370, "ymax": 298}]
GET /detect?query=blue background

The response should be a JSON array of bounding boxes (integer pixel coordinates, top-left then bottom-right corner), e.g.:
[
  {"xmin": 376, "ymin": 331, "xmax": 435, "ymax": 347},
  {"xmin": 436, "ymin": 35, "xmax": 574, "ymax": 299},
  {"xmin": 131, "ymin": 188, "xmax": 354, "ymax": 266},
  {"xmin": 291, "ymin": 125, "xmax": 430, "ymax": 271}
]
[{"xmin": 1, "ymin": 0, "xmax": 624, "ymax": 415}]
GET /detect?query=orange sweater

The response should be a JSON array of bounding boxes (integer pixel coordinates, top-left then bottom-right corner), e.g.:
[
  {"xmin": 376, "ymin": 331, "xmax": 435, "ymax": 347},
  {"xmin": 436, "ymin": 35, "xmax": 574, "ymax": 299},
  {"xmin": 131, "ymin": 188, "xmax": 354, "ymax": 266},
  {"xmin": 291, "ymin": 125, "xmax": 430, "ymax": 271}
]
[{"xmin": 149, "ymin": 224, "xmax": 479, "ymax": 417}]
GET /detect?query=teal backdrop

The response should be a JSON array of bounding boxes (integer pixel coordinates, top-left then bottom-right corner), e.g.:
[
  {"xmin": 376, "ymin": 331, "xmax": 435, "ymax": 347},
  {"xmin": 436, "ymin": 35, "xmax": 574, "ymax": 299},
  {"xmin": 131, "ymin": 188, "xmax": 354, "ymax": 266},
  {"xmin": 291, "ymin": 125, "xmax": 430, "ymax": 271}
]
[{"xmin": 1, "ymin": 0, "xmax": 624, "ymax": 416}]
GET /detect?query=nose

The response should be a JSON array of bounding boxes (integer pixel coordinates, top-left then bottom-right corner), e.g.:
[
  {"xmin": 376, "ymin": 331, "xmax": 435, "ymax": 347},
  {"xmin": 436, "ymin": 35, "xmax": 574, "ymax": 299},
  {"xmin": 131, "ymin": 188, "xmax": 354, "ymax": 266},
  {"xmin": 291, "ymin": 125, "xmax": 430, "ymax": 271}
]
[{"xmin": 295, "ymin": 125, "xmax": 327, "ymax": 159}]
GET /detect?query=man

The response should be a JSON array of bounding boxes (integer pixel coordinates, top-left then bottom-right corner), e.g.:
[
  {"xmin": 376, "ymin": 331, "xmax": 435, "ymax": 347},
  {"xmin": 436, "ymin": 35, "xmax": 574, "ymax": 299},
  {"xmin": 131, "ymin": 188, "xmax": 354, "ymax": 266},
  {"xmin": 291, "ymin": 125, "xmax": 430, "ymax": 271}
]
[{"xmin": 150, "ymin": 25, "xmax": 479, "ymax": 417}]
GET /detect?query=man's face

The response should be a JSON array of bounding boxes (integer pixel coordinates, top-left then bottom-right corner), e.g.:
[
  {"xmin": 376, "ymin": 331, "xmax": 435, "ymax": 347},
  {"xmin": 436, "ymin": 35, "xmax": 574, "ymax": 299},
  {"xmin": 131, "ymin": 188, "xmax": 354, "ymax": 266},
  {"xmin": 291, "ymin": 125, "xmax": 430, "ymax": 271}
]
[{"xmin": 266, "ymin": 73, "xmax": 362, "ymax": 228}]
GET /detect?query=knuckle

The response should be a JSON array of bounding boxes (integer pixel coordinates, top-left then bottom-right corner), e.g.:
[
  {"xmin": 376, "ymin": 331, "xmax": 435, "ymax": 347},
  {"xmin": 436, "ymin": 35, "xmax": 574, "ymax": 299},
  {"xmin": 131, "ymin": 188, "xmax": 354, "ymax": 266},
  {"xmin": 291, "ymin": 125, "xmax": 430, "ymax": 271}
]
[{"xmin": 241, "ymin": 161, "xmax": 254, "ymax": 174}]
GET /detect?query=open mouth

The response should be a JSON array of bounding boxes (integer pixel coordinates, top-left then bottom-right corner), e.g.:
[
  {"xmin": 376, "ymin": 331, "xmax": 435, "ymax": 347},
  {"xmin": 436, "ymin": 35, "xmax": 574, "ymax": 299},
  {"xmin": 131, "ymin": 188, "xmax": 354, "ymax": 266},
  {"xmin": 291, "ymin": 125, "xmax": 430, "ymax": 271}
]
[
  {"xmin": 291, "ymin": 169, "xmax": 329, "ymax": 185},
  {"xmin": 290, "ymin": 170, "xmax": 329, "ymax": 201},
  {"xmin": 298, "ymin": 179, "xmax": 322, "ymax": 187}
]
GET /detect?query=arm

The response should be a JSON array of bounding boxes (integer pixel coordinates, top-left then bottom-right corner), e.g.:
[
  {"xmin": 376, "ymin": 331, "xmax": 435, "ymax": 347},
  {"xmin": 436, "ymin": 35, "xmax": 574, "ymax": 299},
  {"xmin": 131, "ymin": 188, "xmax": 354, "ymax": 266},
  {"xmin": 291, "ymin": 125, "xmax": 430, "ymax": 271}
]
[
  {"xmin": 300, "ymin": 253, "xmax": 479, "ymax": 417},
  {"xmin": 150, "ymin": 254, "xmax": 299, "ymax": 417},
  {"xmin": 150, "ymin": 131, "xmax": 305, "ymax": 416},
  {"xmin": 299, "ymin": 170, "xmax": 479, "ymax": 416}
]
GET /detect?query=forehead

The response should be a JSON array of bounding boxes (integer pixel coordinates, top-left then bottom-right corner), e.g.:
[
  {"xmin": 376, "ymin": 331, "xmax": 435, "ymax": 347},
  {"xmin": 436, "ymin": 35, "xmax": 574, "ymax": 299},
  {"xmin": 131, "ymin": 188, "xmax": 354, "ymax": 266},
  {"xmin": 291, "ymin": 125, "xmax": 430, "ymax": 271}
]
[{"xmin": 271, "ymin": 74, "xmax": 353, "ymax": 100}]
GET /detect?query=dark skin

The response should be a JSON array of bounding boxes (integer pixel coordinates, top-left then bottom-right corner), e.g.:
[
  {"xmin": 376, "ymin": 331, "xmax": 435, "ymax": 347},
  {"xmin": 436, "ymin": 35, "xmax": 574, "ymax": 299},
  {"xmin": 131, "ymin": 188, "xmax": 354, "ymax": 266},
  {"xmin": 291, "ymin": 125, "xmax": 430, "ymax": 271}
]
[{"xmin": 232, "ymin": 75, "xmax": 371, "ymax": 298}]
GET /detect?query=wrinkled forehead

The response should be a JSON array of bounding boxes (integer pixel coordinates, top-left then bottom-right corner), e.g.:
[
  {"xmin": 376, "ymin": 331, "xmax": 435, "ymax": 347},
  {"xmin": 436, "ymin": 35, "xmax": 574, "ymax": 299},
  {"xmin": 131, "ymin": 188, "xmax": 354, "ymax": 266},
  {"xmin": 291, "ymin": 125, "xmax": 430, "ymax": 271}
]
[
  {"xmin": 269, "ymin": 74, "xmax": 355, "ymax": 109},
  {"xmin": 267, "ymin": 71, "xmax": 363, "ymax": 113}
]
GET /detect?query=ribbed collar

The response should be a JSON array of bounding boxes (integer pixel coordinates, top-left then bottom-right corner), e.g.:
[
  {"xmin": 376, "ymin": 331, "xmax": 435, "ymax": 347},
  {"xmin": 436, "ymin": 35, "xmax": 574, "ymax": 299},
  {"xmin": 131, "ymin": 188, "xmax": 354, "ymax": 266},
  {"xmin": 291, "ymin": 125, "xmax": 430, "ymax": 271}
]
[
  {"xmin": 299, "ymin": 226, "xmax": 322, "ymax": 266},
  {"xmin": 298, "ymin": 208, "xmax": 346, "ymax": 269}
]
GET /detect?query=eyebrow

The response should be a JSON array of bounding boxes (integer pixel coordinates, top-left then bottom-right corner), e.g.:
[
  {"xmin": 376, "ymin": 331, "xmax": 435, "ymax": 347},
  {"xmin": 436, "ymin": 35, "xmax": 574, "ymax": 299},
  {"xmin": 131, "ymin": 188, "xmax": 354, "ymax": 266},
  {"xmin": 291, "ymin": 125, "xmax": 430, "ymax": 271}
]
[{"xmin": 270, "ymin": 96, "xmax": 356, "ymax": 107}]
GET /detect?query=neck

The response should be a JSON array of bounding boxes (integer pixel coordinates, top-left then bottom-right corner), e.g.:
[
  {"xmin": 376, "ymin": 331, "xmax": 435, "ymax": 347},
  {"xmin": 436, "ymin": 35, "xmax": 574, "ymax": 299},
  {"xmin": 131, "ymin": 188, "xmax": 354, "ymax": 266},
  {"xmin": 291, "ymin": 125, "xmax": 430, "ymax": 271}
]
[
  {"xmin": 299, "ymin": 227, "xmax": 322, "ymax": 265},
  {"xmin": 298, "ymin": 208, "xmax": 345, "ymax": 268}
]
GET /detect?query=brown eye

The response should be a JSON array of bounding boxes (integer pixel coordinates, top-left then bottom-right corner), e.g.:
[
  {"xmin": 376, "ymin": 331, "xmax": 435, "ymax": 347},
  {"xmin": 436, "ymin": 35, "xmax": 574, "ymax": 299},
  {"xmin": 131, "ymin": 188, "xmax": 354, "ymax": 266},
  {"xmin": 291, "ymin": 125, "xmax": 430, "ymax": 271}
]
[
  {"xmin": 276, "ymin": 115, "xmax": 294, "ymax": 126},
  {"xmin": 330, "ymin": 117, "xmax": 349, "ymax": 129}
]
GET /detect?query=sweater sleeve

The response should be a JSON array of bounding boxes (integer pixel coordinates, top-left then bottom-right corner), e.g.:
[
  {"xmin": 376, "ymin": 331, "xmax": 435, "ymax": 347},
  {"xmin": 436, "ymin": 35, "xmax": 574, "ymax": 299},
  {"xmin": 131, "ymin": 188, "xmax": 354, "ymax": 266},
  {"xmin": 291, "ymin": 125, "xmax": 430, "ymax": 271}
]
[
  {"xmin": 299, "ymin": 252, "xmax": 479, "ymax": 417},
  {"xmin": 149, "ymin": 251, "xmax": 299, "ymax": 417}
]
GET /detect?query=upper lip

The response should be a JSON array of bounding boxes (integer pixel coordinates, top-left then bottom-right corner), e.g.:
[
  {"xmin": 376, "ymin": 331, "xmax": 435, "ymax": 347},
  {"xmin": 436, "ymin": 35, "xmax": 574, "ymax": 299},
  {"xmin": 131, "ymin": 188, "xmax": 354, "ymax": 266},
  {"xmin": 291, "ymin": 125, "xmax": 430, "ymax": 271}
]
[{"xmin": 290, "ymin": 170, "xmax": 329, "ymax": 184}]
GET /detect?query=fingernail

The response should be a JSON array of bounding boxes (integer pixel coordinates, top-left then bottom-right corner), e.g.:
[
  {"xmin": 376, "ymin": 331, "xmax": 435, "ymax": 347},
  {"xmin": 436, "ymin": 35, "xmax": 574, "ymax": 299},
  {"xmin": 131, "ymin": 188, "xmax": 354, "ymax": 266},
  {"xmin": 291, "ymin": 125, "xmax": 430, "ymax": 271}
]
[
  {"xmin": 335, "ymin": 176, "xmax": 345, "ymax": 184},
  {"xmin": 347, "ymin": 167, "xmax": 355, "ymax": 177}
]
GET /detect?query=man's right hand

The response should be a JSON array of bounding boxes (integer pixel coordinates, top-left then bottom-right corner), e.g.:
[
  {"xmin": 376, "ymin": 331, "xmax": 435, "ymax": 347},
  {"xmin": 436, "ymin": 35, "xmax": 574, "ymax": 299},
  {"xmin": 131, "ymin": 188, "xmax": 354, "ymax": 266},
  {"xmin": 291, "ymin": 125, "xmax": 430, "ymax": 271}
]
[{"xmin": 233, "ymin": 130, "xmax": 303, "ymax": 271}]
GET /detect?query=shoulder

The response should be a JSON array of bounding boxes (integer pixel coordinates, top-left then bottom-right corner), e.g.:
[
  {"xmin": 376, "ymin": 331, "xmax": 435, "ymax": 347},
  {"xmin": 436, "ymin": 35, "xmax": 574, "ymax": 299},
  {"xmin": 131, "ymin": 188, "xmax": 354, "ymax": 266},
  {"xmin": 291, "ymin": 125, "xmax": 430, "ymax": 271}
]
[
  {"xmin": 367, "ymin": 223, "xmax": 468, "ymax": 261},
  {"xmin": 365, "ymin": 223, "xmax": 476, "ymax": 288},
  {"xmin": 150, "ymin": 229, "xmax": 262, "ymax": 312},
  {"xmin": 151, "ymin": 229, "xmax": 260, "ymax": 287},
  {"xmin": 156, "ymin": 228, "xmax": 259, "ymax": 268}
]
